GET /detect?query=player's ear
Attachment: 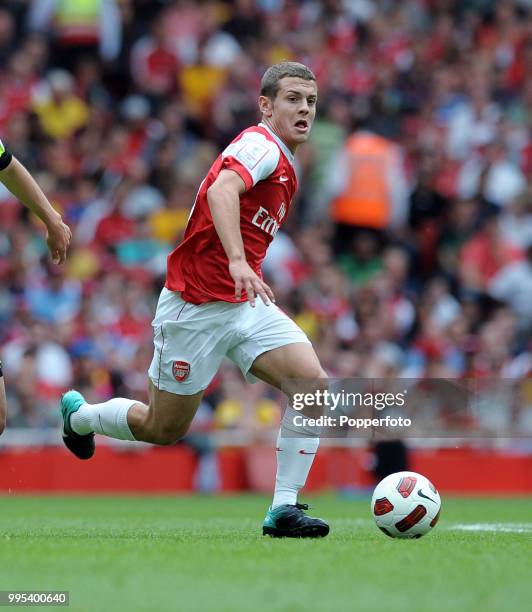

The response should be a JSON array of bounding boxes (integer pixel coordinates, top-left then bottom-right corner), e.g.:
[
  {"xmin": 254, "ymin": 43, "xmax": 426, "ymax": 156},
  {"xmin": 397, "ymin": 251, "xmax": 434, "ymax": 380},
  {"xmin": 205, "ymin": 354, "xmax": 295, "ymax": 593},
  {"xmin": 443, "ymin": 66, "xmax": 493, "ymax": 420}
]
[{"xmin": 259, "ymin": 95, "xmax": 273, "ymax": 117}]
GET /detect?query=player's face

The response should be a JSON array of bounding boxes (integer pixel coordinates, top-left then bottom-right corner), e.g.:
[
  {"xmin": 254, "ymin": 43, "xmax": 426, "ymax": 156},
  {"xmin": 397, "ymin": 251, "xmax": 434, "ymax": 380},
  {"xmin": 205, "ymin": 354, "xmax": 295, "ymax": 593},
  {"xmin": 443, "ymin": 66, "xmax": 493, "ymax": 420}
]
[{"xmin": 260, "ymin": 77, "xmax": 318, "ymax": 153}]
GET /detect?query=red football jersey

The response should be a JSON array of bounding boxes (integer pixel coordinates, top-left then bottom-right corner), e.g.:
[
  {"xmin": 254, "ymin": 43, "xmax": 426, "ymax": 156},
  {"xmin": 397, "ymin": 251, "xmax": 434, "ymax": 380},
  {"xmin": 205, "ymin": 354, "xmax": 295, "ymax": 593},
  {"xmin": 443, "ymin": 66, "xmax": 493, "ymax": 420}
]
[{"xmin": 165, "ymin": 123, "xmax": 297, "ymax": 303}]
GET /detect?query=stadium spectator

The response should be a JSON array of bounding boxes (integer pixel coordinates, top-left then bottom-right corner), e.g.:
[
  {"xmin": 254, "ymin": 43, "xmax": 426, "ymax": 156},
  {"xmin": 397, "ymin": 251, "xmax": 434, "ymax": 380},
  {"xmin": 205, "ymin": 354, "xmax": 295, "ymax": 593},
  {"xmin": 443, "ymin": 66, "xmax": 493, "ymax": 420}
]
[
  {"xmin": 459, "ymin": 211, "xmax": 523, "ymax": 292},
  {"xmin": 27, "ymin": 0, "xmax": 122, "ymax": 68},
  {"xmin": 130, "ymin": 14, "xmax": 179, "ymax": 103},
  {"xmin": 326, "ymin": 122, "xmax": 409, "ymax": 253},
  {"xmin": 489, "ymin": 240, "xmax": 532, "ymax": 331},
  {"xmin": 33, "ymin": 69, "xmax": 89, "ymax": 140},
  {"xmin": 0, "ymin": 8, "xmax": 16, "ymax": 65}
]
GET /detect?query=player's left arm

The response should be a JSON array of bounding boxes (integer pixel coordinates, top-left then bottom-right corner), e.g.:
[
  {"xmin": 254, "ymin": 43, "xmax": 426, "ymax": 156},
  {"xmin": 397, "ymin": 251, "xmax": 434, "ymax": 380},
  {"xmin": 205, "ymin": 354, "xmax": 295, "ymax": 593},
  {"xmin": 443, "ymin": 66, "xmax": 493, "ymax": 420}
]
[
  {"xmin": 207, "ymin": 169, "xmax": 275, "ymax": 307},
  {"xmin": 0, "ymin": 153, "xmax": 72, "ymax": 264}
]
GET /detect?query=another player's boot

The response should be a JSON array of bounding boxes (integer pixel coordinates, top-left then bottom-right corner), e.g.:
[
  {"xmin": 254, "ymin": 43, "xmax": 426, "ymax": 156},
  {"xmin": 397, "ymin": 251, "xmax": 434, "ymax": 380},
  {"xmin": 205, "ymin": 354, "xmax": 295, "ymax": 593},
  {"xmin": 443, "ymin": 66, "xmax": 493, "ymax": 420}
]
[
  {"xmin": 61, "ymin": 390, "xmax": 95, "ymax": 460},
  {"xmin": 262, "ymin": 503, "xmax": 330, "ymax": 538}
]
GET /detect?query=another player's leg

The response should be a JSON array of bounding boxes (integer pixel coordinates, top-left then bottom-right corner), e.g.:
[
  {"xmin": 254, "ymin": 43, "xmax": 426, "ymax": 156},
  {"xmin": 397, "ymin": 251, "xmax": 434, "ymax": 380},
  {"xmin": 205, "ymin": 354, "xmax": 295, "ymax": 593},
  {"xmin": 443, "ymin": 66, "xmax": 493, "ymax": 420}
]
[
  {"xmin": 249, "ymin": 342, "xmax": 330, "ymax": 538},
  {"xmin": 61, "ymin": 380, "xmax": 202, "ymax": 459}
]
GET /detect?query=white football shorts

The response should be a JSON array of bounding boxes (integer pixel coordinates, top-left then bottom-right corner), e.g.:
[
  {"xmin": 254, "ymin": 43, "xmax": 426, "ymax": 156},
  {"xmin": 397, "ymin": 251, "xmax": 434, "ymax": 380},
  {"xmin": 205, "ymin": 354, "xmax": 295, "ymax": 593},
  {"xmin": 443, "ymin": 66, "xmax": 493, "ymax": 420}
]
[{"xmin": 148, "ymin": 287, "xmax": 311, "ymax": 395}]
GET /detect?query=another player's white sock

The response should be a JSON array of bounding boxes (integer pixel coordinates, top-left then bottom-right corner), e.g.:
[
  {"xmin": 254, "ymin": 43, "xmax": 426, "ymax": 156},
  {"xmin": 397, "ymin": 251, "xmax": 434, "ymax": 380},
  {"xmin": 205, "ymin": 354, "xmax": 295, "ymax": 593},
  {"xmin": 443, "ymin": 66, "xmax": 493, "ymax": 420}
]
[
  {"xmin": 271, "ymin": 406, "xmax": 320, "ymax": 509},
  {"xmin": 70, "ymin": 398, "xmax": 137, "ymax": 441}
]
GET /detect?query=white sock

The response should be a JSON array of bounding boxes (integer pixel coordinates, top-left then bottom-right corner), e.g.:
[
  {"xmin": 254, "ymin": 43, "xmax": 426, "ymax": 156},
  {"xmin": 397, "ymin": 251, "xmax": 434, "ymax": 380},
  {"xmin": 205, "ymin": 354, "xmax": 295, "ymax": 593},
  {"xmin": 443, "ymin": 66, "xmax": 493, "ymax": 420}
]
[
  {"xmin": 70, "ymin": 398, "xmax": 137, "ymax": 441},
  {"xmin": 271, "ymin": 406, "xmax": 320, "ymax": 509}
]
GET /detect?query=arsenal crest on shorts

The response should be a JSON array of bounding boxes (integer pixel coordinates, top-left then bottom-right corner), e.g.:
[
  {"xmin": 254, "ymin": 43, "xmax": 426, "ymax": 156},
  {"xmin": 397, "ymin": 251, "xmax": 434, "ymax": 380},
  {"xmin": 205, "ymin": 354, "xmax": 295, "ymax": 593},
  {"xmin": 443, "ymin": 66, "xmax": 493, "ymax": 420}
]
[{"xmin": 172, "ymin": 360, "xmax": 190, "ymax": 382}]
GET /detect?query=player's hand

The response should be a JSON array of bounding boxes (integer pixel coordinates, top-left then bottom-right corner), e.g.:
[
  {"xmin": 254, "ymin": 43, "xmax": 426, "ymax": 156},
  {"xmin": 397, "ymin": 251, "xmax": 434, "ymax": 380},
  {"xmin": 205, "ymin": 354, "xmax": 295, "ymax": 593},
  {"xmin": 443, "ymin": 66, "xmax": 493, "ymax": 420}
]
[
  {"xmin": 229, "ymin": 259, "xmax": 275, "ymax": 307},
  {"xmin": 46, "ymin": 216, "xmax": 72, "ymax": 264}
]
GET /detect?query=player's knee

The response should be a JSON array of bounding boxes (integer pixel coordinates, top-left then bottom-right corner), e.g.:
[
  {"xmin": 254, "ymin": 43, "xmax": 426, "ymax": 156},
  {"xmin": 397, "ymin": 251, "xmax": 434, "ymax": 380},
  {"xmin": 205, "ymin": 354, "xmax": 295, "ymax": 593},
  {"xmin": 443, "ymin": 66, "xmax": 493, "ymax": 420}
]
[
  {"xmin": 150, "ymin": 432, "xmax": 176, "ymax": 446},
  {"xmin": 299, "ymin": 365, "xmax": 328, "ymax": 382},
  {"xmin": 316, "ymin": 367, "xmax": 328, "ymax": 381},
  {"xmin": 151, "ymin": 423, "xmax": 190, "ymax": 445},
  {"xmin": 282, "ymin": 362, "xmax": 328, "ymax": 399}
]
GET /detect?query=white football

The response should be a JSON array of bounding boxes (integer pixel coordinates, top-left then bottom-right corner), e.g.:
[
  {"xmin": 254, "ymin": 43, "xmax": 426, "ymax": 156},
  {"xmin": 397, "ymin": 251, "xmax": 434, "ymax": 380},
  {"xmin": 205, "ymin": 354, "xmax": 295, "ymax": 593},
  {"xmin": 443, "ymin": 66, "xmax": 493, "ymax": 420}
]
[{"xmin": 371, "ymin": 471, "xmax": 441, "ymax": 538}]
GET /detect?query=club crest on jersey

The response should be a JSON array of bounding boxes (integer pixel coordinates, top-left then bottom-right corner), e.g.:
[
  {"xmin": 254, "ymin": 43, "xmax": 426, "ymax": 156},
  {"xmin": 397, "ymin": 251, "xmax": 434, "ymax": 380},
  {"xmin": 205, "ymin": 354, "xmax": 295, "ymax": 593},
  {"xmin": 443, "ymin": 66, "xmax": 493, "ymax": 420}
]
[{"xmin": 172, "ymin": 361, "xmax": 190, "ymax": 382}]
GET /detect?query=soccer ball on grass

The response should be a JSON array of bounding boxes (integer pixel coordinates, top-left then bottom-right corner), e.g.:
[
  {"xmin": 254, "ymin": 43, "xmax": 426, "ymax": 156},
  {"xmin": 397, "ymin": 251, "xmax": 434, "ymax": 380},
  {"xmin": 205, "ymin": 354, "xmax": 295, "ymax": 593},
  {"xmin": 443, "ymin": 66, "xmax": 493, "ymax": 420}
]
[{"xmin": 371, "ymin": 471, "xmax": 441, "ymax": 539}]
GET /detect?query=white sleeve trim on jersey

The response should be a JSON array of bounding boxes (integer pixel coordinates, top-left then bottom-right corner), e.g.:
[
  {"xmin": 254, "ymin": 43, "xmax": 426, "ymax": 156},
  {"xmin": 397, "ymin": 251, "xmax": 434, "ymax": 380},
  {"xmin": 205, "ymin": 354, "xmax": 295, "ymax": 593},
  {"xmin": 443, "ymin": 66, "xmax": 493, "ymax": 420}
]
[{"xmin": 221, "ymin": 131, "xmax": 280, "ymax": 187}]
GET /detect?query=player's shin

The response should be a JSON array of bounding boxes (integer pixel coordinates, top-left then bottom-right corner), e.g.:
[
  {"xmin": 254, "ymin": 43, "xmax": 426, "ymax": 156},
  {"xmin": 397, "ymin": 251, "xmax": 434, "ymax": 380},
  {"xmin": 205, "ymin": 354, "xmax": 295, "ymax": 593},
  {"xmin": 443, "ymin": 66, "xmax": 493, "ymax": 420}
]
[
  {"xmin": 271, "ymin": 406, "xmax": 320, "ymax": 509},
  {"xmin": 70, "ymin": 397, "xmax": 138, "ymax": 441}
]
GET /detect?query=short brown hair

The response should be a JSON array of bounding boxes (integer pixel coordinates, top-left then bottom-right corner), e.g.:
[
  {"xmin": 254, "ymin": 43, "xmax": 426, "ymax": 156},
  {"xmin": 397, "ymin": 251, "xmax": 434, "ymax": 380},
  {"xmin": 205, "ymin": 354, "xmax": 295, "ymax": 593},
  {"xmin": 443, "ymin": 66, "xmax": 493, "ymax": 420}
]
[{"xmin": 260, "ymin": 62, "xmax": 316, "ymax": 100}]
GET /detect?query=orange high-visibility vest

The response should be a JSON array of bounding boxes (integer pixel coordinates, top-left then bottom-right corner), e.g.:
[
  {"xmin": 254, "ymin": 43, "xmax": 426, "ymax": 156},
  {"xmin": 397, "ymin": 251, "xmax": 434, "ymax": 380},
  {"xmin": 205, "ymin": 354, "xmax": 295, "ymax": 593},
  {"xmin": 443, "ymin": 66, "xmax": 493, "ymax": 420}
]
[{"xmin": 331, "ymin": 132, "xmax": 394, "ymax": 229}]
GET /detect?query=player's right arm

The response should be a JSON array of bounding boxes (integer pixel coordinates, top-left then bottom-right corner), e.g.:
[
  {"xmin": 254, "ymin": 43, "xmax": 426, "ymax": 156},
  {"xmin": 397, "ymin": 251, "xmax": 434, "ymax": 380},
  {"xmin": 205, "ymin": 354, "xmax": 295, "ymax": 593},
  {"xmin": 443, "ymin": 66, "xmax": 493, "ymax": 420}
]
[
  {"xmin": 0, "ymin": 141, "xmax": 71, "ymax": 264},
  {"xmin": 207, "ymin": 169, "xmax": 275, "ymax": 307}
]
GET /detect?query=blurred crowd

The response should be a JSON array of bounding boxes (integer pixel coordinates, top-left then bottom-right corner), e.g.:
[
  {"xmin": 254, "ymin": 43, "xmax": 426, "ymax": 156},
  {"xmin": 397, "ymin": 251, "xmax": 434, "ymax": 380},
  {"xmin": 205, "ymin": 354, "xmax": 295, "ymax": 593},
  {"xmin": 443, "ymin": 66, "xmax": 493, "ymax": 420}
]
[{"xmin": 0, "ymin": 0, "xmax": 531, "ymax": 437}]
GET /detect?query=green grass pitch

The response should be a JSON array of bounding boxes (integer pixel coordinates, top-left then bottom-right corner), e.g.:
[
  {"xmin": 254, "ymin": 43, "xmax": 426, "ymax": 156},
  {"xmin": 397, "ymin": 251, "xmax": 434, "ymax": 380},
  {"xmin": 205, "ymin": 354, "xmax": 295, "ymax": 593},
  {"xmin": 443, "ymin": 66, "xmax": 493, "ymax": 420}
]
[{"xmin": 0, "ymin": 495, "xmax": 531, "ymax": 611}]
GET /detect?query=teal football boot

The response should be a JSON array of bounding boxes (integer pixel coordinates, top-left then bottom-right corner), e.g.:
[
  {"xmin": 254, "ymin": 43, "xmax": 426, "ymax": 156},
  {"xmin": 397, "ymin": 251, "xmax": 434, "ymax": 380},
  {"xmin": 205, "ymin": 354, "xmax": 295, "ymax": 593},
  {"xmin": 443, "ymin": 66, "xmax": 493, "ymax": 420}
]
[
  {"xmin": 61, "ymin": 390, "xmax": 95, "ymax": 460},
  {"xmin": 263, "ymin": 503, "xmax": 329, "ymax": 538}
]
